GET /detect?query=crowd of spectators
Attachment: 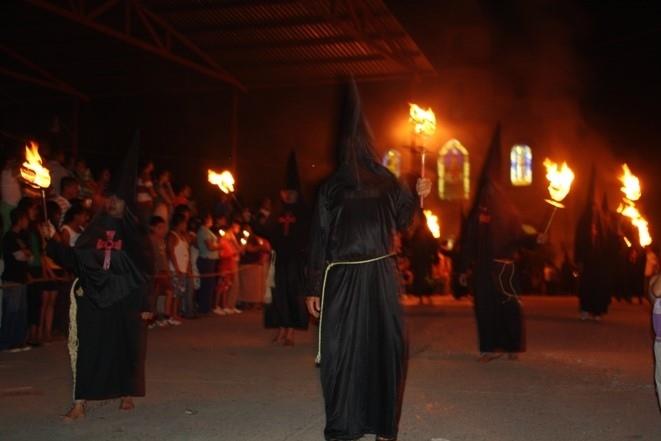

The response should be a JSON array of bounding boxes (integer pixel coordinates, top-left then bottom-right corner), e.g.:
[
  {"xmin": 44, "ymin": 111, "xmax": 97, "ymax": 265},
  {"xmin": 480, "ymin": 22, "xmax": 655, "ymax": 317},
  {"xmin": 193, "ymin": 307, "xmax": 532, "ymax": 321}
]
[{"xmin": 0, "ymin": 146, "xmax": 273, "ymax": 353}]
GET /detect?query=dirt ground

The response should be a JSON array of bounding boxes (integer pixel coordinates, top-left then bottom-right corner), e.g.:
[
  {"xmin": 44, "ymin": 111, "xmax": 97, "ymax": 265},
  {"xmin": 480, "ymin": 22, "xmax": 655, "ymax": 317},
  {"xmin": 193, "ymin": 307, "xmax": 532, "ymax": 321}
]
[{"xmin": 1, "ymin": 295, "xmax": 659, "ymax": 441}]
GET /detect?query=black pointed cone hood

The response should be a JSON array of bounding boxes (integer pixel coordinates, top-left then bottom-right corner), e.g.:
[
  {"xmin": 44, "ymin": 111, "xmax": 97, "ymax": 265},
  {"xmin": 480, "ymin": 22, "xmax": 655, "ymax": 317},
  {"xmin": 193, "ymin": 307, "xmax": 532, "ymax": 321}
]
[
  {"xmin": 470, "ymin": 123, "xmax": 503, "ymax": 214},
  {"xmin": 284, "ymin": 150, "xmax": 301, "ymax": 192},
  {"xmin": 333, "ymin": 78, "xmax": 383, "ymax": 180},
  {"xmin": 109, "ymin": 131, "xmax": 140, "ymax": 213}
]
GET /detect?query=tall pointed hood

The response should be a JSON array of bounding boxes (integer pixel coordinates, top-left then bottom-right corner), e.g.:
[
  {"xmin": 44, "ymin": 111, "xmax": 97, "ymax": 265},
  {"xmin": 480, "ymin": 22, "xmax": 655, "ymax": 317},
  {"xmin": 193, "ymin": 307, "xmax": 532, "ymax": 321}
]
[
  {"xmin": 475, "ymin": 124, "xmax": 502, "ymax": 206},
  {"xmin": 574, "ymin": 164, "xmax": 603, "ymax": 259},
  {"xmin": 333, "ymin": 78, "xmax": 387, "ymax": 184},
  {"xmin": 108, "ymin": 131, "xmax": 140, "ymax": 213},
  {"xmin": 284, "ymin": 150, "xmax": 301, "ymax": 192}
]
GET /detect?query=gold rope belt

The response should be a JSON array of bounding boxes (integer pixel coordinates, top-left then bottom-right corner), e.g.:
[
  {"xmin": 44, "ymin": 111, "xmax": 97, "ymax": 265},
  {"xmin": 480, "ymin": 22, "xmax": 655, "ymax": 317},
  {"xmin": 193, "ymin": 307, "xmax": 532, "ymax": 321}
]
[
  {"xmin": 67, "ymin": 278, "xmax": 81, "ymax": 401},
  {"xmin": 315, "ymin": 253, "xmax": 395, "ymax": 365}
]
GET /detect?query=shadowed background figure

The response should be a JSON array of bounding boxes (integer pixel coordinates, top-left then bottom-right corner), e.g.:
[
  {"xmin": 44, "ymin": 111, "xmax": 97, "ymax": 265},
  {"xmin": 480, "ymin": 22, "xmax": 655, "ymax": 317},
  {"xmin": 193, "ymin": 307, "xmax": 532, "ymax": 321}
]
[
  {"xmin": 458, "ymin": 125, "xmax": 541, "ymax": 362},
  {"xmin": 264, "ymin": 150, "xmax": 309, "ymax": 345}
]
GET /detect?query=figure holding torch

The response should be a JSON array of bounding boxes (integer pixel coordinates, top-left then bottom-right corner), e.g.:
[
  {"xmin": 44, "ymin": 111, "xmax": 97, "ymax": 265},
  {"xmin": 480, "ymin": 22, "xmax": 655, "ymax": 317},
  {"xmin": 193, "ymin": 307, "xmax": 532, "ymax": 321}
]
[
  {"xmin": 19, "ymin": 141, "xmax": 51, "ymax": 219},
  {"xmin": 409, "ymin": 103, "xmax": 436, "ymax": 207},
  {"xmin": 541, "ymin": 158, "xmax": 575, "ymax": 235}
]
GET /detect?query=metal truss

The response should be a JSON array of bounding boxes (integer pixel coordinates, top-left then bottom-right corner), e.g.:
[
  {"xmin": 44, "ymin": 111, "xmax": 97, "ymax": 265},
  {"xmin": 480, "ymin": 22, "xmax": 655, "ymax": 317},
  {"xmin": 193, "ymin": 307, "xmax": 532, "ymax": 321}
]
[{"xmin": 25, "ymin": 0, "xmax": 246, "ymax": 91}]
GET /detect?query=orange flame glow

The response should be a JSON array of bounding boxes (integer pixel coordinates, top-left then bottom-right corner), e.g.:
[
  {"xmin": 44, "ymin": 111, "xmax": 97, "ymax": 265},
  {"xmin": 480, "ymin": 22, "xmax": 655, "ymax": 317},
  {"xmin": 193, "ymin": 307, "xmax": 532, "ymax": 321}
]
[
  {"xmin": 619, "ymin": 164, "xmax": 641, "ymax": 202},
  {"xmin": 208, "ymin": 169, "xmax": 235, "ymax": 194},
  {"xmin": 409, "ymin": 103, "xmax": 436, "ymax": 137},
  {"xmin": 617, "ymin": 164, "xmax": 651, "ymax": 247},
  {"xmin": 543, "ymin": 158, "xmax": 574, "ymax": 203},
  {"xmin": 423, "ymin": 209, "xmax": 441, "ymax": 239},
  {"xmin": 20, "ymin": 141, "xmax": 51, "ymax": 189}
]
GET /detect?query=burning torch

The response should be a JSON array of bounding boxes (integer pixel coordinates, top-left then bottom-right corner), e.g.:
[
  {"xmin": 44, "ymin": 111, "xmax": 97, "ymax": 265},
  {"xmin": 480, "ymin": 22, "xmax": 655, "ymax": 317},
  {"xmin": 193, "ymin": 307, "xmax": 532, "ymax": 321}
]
[
  {"xmin": 409, "ymin": 103, "xmax": 436, "ymax": 208},
  {"xmin": 19, "ymin": 141, "xmax": 51, "ymax": 220},
  {"xmin": 617, "ymin": 164, "xmax": 651, "ymax": 247},
  {"xmin": 424, "ymin": 209, "xmax": 441, "ymax": 239},
  {"xmin": 542, "ymin": 158, "xmax": 575, "ymax": 235}
]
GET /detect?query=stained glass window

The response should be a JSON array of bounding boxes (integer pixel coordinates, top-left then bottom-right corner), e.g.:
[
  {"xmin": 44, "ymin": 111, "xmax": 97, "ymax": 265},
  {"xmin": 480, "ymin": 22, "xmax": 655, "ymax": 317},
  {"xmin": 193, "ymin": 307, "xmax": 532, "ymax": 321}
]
[
  {"xmin": 382, "ymin": 149, "xmax": 402, "ymax": 177},
  {"xmin": 510, "ymin": 144, "xmax": 532, "ymax": 186},
  {"xmin": 437, "ymin": 139, "xmax": 469, "ymax": 200}
]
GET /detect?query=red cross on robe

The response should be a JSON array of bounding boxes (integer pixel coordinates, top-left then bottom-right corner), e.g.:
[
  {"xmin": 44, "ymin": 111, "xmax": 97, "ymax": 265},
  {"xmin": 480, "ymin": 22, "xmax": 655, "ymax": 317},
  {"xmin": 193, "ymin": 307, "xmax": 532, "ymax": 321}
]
[{"xmin": 96, "ymin": 230, "xmax": 122, "ymax": 270}]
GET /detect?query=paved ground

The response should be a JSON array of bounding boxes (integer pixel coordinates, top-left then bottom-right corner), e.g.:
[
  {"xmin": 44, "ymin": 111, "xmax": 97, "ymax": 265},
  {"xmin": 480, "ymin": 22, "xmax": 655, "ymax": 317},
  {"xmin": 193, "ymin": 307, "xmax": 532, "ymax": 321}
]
[{"xmin": 0, "ymin": 296, "xmax": 659, "ymax": 441}]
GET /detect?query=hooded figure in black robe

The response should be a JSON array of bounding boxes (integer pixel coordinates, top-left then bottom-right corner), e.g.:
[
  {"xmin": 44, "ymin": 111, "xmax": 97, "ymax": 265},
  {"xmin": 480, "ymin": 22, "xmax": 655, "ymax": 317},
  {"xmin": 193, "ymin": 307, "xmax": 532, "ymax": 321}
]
[
  {"xmin": 45, "ymin": 134, "xmax": 152, "ymax": 419},
  {"xmin": 458, "ymin": 125, "xmax": 538, "ymax": 360},
  {"xmin": 305, "ymin": 81, "xmax": 417, "ymax": 441},
  {"xmin": 264, "ymin": 151, "xmax": 309, "ymax": 341},
  {"xmin": 574, "ymin": 169, "xmax": 612, "ymax": 318}
]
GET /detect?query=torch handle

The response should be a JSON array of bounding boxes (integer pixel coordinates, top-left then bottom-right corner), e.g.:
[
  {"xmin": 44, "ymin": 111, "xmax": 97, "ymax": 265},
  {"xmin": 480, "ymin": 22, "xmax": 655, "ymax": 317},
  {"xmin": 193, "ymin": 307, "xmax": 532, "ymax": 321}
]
[
  {"xmin": 542, "ymin": 205, "xmax": 558, "ymax": 236},
  {"xmin": 41, "ymin": 189, "xmax": 48, "ymax": 223},
  {"xmin": 420, "ymin": 149, "xmax": 426, "ymax": 208}
]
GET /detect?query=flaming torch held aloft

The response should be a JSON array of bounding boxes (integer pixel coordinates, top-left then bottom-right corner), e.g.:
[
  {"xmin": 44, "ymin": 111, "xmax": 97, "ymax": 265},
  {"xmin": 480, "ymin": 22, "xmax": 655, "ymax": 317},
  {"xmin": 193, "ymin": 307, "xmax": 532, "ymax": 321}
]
[
  {"xmin": 208, "ymin": 169, "xmax": 235, "ymax": 194},
  {"xmin": 409, "ymin": 103, "xmax": 437, "ymax": 208},
  {"xmin": 423, "ymin": 210, "xmax": 441, "ymax": 239},
  {"xmin": 617, "ymin": 164, "xmax": 652, "ymax": 247},
  {"xmin": 542, "ymin": 158, "xmax": 575, "ymax": 234},
  {"xmin": 19, "ymin": 141, "xmax": 51, "ymax": 218}
]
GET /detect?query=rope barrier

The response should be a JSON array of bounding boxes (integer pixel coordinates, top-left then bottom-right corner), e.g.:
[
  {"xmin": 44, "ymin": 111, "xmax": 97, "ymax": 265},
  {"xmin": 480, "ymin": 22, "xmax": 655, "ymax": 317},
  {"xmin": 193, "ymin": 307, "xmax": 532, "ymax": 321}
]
[{"xmin": 0, "ymin": 263, "xmax": 269, "ymax": 290}]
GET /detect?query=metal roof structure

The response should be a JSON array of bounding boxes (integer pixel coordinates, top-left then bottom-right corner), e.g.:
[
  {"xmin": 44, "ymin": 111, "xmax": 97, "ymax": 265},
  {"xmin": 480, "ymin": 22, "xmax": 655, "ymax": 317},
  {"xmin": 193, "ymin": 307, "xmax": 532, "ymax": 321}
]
[{"xmin": 0, "ymin": 0, "xmax": 436, "ymax": 98}]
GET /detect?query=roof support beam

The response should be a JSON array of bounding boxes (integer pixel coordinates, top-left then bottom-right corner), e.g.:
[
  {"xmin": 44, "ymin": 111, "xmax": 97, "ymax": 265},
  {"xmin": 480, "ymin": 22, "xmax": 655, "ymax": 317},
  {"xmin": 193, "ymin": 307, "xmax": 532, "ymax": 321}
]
[
  {"xmin": 24, "ymin": 0, "xmax": 246, "ymax": 91},
  {"xmin": 204, "ymin": 32, "xmax": 408, "ymax": 51},
  {"xmin": 0, "ymin": 44, "xmax": 90, "ymax": 101},
  {"xmin": 232, "ymin": 52, "xmax": 420, "ymax": 68}
]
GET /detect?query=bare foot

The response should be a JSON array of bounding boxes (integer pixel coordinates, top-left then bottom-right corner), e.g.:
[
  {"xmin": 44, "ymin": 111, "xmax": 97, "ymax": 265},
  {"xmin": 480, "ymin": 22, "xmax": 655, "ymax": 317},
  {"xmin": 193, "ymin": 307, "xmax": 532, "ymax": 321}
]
[
  {"xmin": 477, "ymin": 352, "xmax": 502, "ymax": 363},
  {"xmin": 63, "ymin": 403, "xmax": 85, "ymax": 421},
  {"xmin": 283, "ymin": 338, "xmax": 295, "ymax": 347},
  {"xmin": 119, "ymin": 397, "xmax": 135, "ymax": 411}
]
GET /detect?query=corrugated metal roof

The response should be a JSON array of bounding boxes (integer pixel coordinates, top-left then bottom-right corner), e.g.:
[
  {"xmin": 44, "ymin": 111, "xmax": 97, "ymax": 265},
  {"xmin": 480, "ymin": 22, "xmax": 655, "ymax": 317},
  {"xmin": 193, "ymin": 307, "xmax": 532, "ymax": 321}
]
[
  {"xmin": 145, "ymin": 0, "xmax": 436, "ymax": 87},
  {"xmin": 0, "ymin": 0, "xmax": 435, "ymax": 97}
]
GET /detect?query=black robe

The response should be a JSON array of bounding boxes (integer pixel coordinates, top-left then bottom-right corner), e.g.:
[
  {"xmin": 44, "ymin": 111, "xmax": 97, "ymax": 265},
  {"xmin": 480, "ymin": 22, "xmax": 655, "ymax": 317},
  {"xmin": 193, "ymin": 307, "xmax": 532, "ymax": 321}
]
[
  {"xmin": 307, "ymin": 172, "xmax": 415, "ymax": 440},
  {"xmin": 574, "ymin": 214, "xmax": 612, "ymax": 315},
  {"xmin": 264, "ymin": 203, "xmax": 309, "ymax": 329},
  {"xmin": 462, "ymin": 210, "xmax": 533, "ymax": 353},
  {"xmin": 47, "ymin": 226, "xmax": 149, "ymax": 401},
  {"xmin": 406, "ymin": 224, "xmax": 439, "ymax": 296}
]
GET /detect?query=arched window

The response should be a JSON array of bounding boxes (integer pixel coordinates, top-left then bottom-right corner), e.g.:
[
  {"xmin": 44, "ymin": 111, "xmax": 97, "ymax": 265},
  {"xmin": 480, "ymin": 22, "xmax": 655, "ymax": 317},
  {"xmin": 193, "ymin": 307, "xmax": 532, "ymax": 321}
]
[
  {"xmin": 437, "ymin": 139, "xmax": 469, "ymax": 200},
  {"xmin": 382, "ymin": 149, "xmax": 402, "ymax": 178},
  {"xmin": 510, "ymin": 144, "xmax": 532, "ymax": 186}
]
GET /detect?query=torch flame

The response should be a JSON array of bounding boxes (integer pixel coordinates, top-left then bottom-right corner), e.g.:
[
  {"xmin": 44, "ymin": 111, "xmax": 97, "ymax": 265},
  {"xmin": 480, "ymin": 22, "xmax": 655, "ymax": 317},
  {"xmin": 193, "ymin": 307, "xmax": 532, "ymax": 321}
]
[
  {"xmin": 543, "ymin": 158, "xmax": 574, "ymax": 203},
  {"xmin": 423, "ymin": 209, "xmax": 441, "ymax": 239},
  {"xmin": 409, "ymin": 103, "xmax": 437, "ymax": 137},
  {"xmin": 617, "ymin": 163, "xmax": 651, "ymax": 247},
  {"xmin": 208, "ymin": 169, "xmax": 235, "ymax": 194},
  {"xmin": 619, "ymin": 164, "xmax": 641, "ymax": 202},
  {"xmin": 20, "ymin": 141, "xmax": 51, "ymax": 189}
]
